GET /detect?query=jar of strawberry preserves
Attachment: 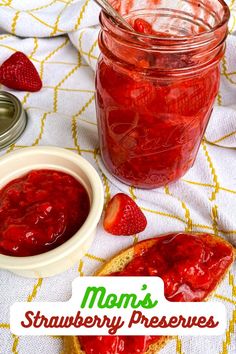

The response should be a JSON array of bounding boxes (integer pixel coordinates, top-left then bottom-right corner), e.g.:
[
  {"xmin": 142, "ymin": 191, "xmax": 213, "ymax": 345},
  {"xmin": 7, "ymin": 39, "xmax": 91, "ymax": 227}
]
[{"xmin": 96, "ymin": 0, "xmax": 230, "ymax": 189}]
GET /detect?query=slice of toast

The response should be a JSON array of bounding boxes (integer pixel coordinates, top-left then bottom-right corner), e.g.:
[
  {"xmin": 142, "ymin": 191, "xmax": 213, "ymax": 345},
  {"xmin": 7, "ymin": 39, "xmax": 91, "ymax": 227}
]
[{"xmin": 63, "ymin": 233, "xmax": 236, "ymax": 354}]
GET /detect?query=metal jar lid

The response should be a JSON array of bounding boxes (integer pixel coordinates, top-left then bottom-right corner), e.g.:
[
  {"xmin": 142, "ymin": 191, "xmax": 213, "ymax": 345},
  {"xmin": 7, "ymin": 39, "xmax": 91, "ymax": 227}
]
[{"xmin": 0, "ymin": 91, "xmax": 27, "ymax": 149}]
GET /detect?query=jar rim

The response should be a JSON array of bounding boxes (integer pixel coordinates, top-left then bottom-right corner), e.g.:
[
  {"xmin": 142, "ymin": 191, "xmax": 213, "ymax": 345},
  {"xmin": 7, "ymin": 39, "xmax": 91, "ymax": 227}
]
[{"xmin": 101, "ymin": 0, "xmax": 230, "ymax": 44}]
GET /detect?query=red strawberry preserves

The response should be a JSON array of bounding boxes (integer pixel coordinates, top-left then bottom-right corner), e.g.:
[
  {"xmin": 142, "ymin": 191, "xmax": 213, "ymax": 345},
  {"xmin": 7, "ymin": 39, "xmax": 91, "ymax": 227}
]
[
  {"xmin": 79, "ymin": 335, "xmax": 157, "ymax": 354},
  {"xmin": 79, "ymin": 233, "xmax": 233, "ymax": 353},
  {"xmin": 0, "ymin": 170, "xmax": 90, "ymax": 257},
  {"xmin": 96, "ymin": 6, "xmax": 228, "ymax": 188},
  {"xmin": 115, "ymin": 233, "xmax": 233, "ymax": 301}
]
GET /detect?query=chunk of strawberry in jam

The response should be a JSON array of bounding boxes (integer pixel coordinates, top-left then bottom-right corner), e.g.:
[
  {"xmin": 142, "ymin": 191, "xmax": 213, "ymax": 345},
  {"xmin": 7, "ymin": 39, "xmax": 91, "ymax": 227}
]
[
  {"xmin": 79, "ymin": 336, "xmax": 119, "ymax": 354},
  {"xmin": 161, "ymin": 271, "xmax": 181, "ymax": 299},
  {"xmin": 165, "ymin": 235, "xmax": 206, "ymax": 263},
  {"xmin": 176, "ymin": 261, "xmax": 211, "ymax": 290},
  {"xmin": 133, "ymin": 18, "xmax": 173, "ymax": 38},
  {"xmin": 107, "ymin": 78, "xmax": 156, "ymax": 110},
  {"xmin": 133, "ymin": 19, "xmax": 154, "ymax": 35}
]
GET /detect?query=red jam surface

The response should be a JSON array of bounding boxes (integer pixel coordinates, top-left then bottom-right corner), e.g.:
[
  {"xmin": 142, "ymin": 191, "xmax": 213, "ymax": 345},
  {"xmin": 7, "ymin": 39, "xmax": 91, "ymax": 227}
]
[
  {"xmin": 79, "ymin": 336, "xmax": 157, "ymax": 354},
  {"xmin": 96, "ymin": 18, "xmax": 220, "ymax": 188},
  {"xmin": 79, "ymin": 233, "xmax": 233, "ymax": 354},
  {"xmin": 0, "ymin": 170, "xmax": 90, "ymax": 257}
]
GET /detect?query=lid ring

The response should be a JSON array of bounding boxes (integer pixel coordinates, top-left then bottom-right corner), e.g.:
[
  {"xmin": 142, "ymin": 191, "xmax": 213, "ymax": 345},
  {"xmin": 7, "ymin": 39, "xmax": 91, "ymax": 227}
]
[{"xmin": 0, "ymin": 91, "xmax": 27, "ymax": 149}]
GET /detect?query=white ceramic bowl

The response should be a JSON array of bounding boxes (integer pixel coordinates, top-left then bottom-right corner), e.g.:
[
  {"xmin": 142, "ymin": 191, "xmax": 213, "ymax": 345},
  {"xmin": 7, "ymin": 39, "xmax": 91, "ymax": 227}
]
[{"xmin": 0, "ymin": 147, "xmax": 104, "ymax": 278}]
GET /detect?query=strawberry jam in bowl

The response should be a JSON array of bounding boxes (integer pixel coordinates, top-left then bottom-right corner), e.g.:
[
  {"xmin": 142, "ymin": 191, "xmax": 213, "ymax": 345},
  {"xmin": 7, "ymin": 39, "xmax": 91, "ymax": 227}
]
[
  {"xmin": 0, "ymin": 170, "xmax": 90, "ymax": 257},
  {"xmin": 96, "ymin": 0, "xmax": 230, "ymax": 188},
  {"xmin": 0, "ymin": 147, "xmax": 104, "ymax": 278}
]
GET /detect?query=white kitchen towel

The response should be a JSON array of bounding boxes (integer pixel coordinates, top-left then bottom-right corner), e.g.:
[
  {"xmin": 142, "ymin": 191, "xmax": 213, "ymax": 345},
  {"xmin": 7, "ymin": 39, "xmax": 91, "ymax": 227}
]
[{"xmin": 0, "ymin": 1, "xmax": 236, "ymax": 354}]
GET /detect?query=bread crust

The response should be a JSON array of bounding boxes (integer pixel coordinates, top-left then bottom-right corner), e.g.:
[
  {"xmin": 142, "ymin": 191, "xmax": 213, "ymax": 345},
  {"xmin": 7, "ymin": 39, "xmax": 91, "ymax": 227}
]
[{"xmin": 63, "ymin": 233, "xmax": 235, "ymax": 354}]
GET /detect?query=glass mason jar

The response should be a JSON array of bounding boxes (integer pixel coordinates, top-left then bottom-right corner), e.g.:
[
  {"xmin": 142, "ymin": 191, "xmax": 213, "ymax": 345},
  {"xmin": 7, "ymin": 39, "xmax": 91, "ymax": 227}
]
[{"xmin": 95, "ymin": 0, "xmax": 230, "ymax": 189}]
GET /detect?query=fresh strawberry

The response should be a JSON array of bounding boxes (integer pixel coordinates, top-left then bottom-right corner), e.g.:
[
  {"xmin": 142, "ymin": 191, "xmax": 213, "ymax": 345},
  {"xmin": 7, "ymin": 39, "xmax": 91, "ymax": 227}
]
[
  {"xmin": 0, "ymin": 52, "xmax": 42, "ymax": 92},
  {"xmin": 103, "ymin": 193, "xmax": 147, "ymax": 235}
]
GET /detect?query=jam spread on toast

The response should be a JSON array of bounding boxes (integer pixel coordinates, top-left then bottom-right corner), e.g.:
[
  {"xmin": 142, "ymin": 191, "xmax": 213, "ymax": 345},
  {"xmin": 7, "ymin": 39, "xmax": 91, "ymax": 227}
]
[{"xmin": 79, "ymin": 233, "xmax": 233, "ymax": 354}]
